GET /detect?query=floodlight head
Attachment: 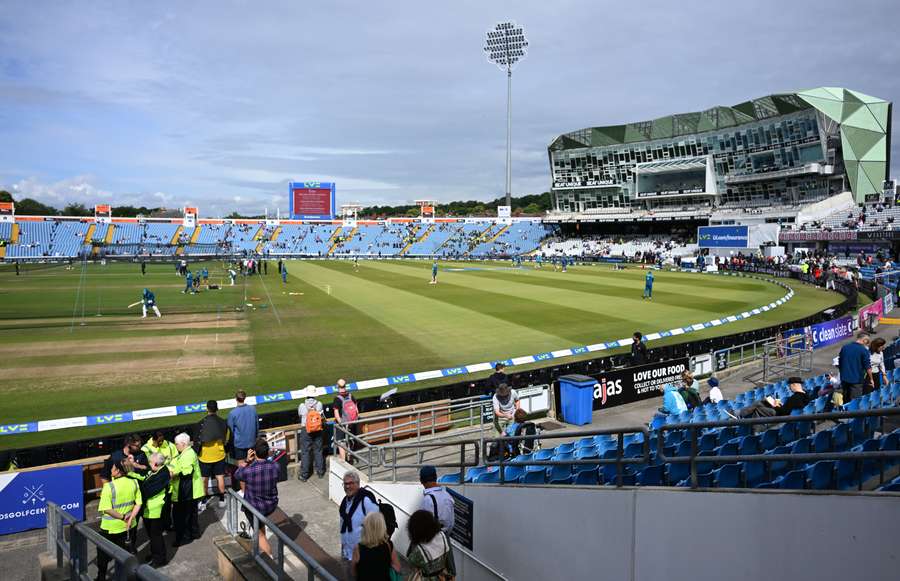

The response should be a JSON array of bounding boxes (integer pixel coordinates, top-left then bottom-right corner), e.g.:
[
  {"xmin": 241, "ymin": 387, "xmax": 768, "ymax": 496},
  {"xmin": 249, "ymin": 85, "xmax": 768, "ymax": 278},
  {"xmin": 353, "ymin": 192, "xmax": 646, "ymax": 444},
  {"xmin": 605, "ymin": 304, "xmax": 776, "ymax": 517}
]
[{"xmin": 483, "ymin": 21, "xmax": 528, "ymax": 71}]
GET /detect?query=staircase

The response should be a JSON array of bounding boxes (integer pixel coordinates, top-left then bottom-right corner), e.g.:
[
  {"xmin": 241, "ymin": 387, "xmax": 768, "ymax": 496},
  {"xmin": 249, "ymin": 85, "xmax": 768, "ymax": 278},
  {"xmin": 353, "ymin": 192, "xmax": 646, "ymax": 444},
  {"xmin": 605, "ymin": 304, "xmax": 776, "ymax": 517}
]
[
  {"xmin": 252, "ymin": 225, "xmax": 266, "ymax": 240},
  {"xmin": 325, "ymin": 226, "xmax": 344, "ymax": 255},
  {"xmin": 329, "ymin": 226, "xmax": 357, "ymax": 255},
  {"xmin": 170, "ymin": 225, "xmax": 184, "ymax": 245},
  {"xmin": 399, "ymin": 224, "xmax": 433, "ymax": 255},
  {"xmin": 255, "ymin": 241, "xmax": 265, "ymax": 254},
  {"xmin": 0, "ymin": 245, "xmax": 5, "ymax": 258},
  {"xmin": 103, "ymin": 224, "xmax": 115, "ymax": 243},
  {"xmin": 83, "ymin": 223, "xmax": 96, "ymax": 245},
  {"xmin": 10, "ymin": 223, "xmax": 19, "ymax": 243},
  {"xmin": 189, "ymin": 225, "xmax": 203, "ymax": 243},
  {"xmin": 270, "ymin": 226, "xmax": 282, "ymax": 241},
  {"xmin": 484, "ymin": 223, "xmax": 510, "ymax": 244}
]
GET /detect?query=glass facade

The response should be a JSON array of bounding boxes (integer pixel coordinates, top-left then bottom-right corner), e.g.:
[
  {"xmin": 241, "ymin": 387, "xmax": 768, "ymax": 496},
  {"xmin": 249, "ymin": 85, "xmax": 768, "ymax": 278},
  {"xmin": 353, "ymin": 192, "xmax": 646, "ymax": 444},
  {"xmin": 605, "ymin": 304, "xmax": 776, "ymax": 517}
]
[{"xmin": 549, "ymin": 88, "xmax": 891, "ymax": 213}]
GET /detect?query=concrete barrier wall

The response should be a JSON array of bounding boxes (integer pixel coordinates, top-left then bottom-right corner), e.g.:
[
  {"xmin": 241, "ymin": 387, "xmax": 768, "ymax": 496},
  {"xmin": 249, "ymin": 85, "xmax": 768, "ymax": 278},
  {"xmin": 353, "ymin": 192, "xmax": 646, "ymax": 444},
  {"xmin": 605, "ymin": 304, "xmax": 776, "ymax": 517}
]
[{"xmin": 329, "ymin": 461, "xmax": 900, "ymax": 581}]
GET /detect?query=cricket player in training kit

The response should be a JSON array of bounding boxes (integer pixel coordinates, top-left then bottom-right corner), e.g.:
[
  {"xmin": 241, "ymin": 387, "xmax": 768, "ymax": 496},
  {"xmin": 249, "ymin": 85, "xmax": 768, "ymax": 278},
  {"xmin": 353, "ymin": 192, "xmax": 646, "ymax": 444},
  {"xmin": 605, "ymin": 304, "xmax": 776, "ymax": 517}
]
[
  {"xmin": 430, "ymin": 260, "xmax": 438, "ymax": 284},
  {"xmin": 643, "ymin": 270, "xmax": 654, "ymax": 300},
  {"xmin": 129, "ymin": 288, "xmax": 161, "ymax": 318}
]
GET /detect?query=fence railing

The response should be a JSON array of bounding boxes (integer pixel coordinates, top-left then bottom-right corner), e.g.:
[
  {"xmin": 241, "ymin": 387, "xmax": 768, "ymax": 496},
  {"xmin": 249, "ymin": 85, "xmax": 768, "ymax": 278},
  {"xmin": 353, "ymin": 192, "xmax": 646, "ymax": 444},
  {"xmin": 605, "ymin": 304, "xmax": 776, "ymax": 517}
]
[
  {"xmin": 46, "ymin": 502, "xmax": 169, "ymax": 581},
  {"xmin": 376, "ymin": 408, "xmax": 900, "ymax": 491},
  {"xmin": 224, "ymin": 489, "xmax": 338, "ymax": 581}
]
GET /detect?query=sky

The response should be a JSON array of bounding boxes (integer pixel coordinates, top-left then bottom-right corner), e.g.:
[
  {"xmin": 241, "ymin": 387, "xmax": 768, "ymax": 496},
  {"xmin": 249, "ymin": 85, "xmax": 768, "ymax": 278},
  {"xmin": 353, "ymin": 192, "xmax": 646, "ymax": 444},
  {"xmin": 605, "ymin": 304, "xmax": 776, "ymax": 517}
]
[{"xmin": 0, "ymin": 0, "xmax": 898, "ymax": 216}]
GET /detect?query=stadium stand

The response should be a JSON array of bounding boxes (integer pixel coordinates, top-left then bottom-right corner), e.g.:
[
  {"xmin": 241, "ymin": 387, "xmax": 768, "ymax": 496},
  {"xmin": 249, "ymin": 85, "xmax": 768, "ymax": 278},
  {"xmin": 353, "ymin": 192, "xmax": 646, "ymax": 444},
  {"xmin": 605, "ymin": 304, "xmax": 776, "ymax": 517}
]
[{"xmin": 442, "ymin": 374, "xmax": 900, "ymax": 491}]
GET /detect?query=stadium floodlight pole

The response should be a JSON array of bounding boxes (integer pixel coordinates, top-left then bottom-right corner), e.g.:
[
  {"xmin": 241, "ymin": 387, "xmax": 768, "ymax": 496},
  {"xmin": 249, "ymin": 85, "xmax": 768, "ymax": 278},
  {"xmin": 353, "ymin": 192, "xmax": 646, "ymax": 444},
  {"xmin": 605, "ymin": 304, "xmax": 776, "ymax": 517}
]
[{"xmin": 484, "ymin": 21, "xmax": 528, "ymax": 209}]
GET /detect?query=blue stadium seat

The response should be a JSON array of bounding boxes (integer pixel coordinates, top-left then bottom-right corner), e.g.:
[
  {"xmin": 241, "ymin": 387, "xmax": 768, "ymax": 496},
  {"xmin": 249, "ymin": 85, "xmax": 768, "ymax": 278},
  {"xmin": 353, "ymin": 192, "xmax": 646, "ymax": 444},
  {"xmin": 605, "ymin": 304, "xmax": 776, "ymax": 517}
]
[
  {"xmin": 832, "ymin": 423, "xmax": 851, "ymax": 452},
  {"xmin": 573, "ymin": 462, "xmax": 600, "ymax": 474},
  {"xmin": 744, "ymin": 461, "xmax": 767, "ymax": 488},
  {"xmin": 664, "ymin": 430, "xmax": 685, "ymax": 448},
  {"xmin": 713, "ymin": 464, "xmax": 743, "ymax": 488},
  {"xmin": 806, "ymin": 461, "xmax": 836, "ymax": 490},
  {"xmin": 767, "ymin": 445, "xmax": 794, "ymax": 478},
  {"xmin": 510, "ymin": 453, "xmax": 532, "ymax": 465},
  {"xmin": 522, "ymin": 470, "xmax": 546, "ymax": 485},
  {"xmin": 699, "ymin": 432, "xmax": 718, "ymax": 452},
  {"xmin": 548, "ymin": 464, "xmax": 573, "ymax": 485},
  {"xmin": 624, "ymin": 442, "xmax": 644, "ymax": 458},
  {"xmin": 738, "ymin": 434, "xmax": 761, "ymax": 455},
  {"xmin": 555, "ymin": 442, "xmax": 575, "ymax": 454},
  {"xmin": 438, "ymin": 473, "xmax": 461, "ymax": 484},
  {"xmin": 575, "ymin": 436, "xmax": 595, "ymax": 449},
  {"xmin": 849, "ymin": 418, "xmax": 869, "ymax": 446},
  {"xmin": 573, "ymin": 469, "xmax": 599, "ymax": 486},
  {"xmin": 574, "ymin": 446, "xmax": 600, "ymax": 460},
  {"xmin": 879, "ymin": 481, "xmax": 900, "ymax": 492},
  {"xmin": 553, "ymin": 451, "xmax": 575, "ymax": 463},
  {"xmin": 474, "ymin": 470, "xmax": 500, "ymax": 484},
  {"xmin": 502, "ymin": 466, "xmax": 525, "ymax": 482},
  {"xmin": 835, "ymin": 459, "xmax": 860, "ymax": 491},
  {"xmin": 777, "ymin": 422, "xmax": 798, "ymax": 445},
  {"xmin": 774, "ymin": 469, "xmax": 806, "ymax": 490},
  {"xmin": 716, "ymin": 442, "xmax": 739, "ymax": 457},
  {"xmin": 812, "ymin": 430, "xmax": 832, "ymax": 453},
  {"xmin": 465, "ymin": 466, "xmax": 488, "ymax": 482},
  {"xmin": 760, "ymin": 429, "xmax": 780, "ymax": 451},
  {"xmin": 601, "ymin": 463, "xmax": 635, "ymax": 486},
  {"xmin": 636, "ymin": 464, "xmax": 665, "ymax": 486}
]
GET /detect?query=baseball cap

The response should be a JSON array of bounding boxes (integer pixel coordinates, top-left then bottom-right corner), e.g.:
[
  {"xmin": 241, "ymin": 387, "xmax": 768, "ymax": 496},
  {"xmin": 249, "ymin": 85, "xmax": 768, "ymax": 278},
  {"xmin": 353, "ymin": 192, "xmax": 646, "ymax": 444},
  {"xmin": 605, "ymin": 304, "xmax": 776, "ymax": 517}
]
[
  {"xmin": 707, "ymin": 377, "xmax": 719, "ymax": 388},
  {"xmin": 419, "ymin": 465, "xmax": 437, "ymax": 482}
]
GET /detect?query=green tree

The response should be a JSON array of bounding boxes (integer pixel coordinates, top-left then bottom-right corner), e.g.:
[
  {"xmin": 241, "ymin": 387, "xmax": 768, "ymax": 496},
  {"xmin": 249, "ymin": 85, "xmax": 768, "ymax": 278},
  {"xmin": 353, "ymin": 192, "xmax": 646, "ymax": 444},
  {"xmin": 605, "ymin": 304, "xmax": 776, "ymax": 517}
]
[
  {"xmin": 15, "ymin": 198, "xmax": 59, "ymax": 216},
  {"xmin": 62, "ymin": 202, "xmax": 92, "ymax": 216},
  {"xmin": 0, "ymin": 190, "xmax": 13, "ymax": 203}
]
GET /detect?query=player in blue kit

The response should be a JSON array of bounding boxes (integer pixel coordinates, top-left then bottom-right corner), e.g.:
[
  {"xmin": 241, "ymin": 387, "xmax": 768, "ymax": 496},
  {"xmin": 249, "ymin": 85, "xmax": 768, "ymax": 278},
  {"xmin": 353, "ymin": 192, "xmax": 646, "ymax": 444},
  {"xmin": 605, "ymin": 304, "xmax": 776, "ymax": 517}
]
[
  {"xmin": 430, "ymin": 259, "xmax": 438, "ymax": 284},
  {"xmin": 142, "ymin": 288, "xmax": 161, "ymax": 318},
  {"xmin": 643, "ymin": 270, "xmax": 654, "ymax": 300}
]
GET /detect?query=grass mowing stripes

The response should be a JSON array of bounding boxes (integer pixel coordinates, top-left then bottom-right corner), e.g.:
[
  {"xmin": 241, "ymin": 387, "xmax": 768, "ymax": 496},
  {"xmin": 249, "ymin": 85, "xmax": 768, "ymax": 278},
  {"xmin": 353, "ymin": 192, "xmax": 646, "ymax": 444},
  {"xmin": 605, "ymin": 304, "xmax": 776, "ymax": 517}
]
[{"xmin": 0, "ymin": 260, "xmax": 843, "ymax": 449}]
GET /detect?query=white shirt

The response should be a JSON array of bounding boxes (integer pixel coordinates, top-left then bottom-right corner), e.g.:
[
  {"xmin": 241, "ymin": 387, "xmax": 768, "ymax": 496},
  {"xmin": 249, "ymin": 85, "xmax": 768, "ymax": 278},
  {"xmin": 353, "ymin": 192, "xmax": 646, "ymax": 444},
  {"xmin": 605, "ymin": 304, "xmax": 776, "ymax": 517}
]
[
  {"xmin": 870, "ymin": 352, "xmax": 886, "ymax": 376},
  {"xmin": 708, "ymin": 386, "xmax": 723, "ymax": 404},
  {"xmin": 339, "ymin": 494, "xmax": 378, "ymax": 561},
  {"xmin": 419, "ymin": 486, "xmax": 455, "ymax": 532}
]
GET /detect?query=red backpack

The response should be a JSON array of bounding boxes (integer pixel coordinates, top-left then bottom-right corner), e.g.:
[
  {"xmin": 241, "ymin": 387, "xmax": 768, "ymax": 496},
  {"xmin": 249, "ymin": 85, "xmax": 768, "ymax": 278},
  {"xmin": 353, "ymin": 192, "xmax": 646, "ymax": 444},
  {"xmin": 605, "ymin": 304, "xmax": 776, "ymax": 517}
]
[{"xmin": 337, "ymin": 395, "xmax": 359, "ymax": 422}]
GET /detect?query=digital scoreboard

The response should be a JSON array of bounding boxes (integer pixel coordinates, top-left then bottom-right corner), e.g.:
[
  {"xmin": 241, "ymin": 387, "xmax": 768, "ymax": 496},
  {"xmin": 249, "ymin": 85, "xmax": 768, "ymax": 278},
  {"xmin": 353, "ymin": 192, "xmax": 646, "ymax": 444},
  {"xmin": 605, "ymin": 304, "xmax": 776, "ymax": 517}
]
[{"xmin": 289, "ymin": 181, "xmax": 335, "ymax": 220}]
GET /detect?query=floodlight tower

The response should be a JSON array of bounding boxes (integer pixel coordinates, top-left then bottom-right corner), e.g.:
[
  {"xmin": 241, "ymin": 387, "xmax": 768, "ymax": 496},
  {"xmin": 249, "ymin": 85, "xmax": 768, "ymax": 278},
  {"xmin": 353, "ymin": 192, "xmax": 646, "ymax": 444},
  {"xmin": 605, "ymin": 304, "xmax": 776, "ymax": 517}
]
[{"xmin": 484, "ymin": 21, "xmax": 529, "ymax": 208}]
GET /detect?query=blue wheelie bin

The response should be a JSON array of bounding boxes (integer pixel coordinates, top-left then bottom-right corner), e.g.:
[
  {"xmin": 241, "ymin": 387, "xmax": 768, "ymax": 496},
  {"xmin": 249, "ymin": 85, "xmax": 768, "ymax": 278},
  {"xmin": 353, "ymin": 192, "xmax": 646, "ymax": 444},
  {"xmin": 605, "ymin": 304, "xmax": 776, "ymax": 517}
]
[{"xmin": 559, "ymin": 374, "xmax": 595, "ymax": 426}]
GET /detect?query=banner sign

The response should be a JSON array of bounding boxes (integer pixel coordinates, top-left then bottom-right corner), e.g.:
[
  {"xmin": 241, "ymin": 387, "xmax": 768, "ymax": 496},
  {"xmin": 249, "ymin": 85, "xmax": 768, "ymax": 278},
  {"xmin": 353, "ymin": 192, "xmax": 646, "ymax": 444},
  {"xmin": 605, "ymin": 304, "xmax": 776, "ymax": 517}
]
[
  {"xmin": 560, "ymin": 358, "xmax": 690, "ymax": 412},
  {"xmin": 289, "ymin": 181, "xmax": 336, "ymax": 220},
  {"xmin": 884, "ymin": 293, "xmax": 895, "ymax": 314},
  {"xmin": 497, "ymin": 205, "xmax": 511, "ymax": 218},
  {"xmin": 0, "ymin": 465, "xmax": 83, "ymax": 535},
  {"xmin": 0, "ymin": 271, "xmax": 793, "ymax": 437},
  {"xmin": 698, "ymin": 225, "xmax": 749, "ymax": 248},
  {"xmin": 780, "ymin": 230, "xmax": 857, "ymax": 242},
  {"xmin": 858, "ymin": 299, "xmax": 884, "ymax": 329},
  {"xmin": 447, "ymin": 488, "xmax": 474, "ymax": 550},
  {"xmin": 782, "ymin": 316, "xmax": 855, "ymax": 351},
  {"xmin": 94, "ymin": 204, "xmax": 111, "ymax": 214}
]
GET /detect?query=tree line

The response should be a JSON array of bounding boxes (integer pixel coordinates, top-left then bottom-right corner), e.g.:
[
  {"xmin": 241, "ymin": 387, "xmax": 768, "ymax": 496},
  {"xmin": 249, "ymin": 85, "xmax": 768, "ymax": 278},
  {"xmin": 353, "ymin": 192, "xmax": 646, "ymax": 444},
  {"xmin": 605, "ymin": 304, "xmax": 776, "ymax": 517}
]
[{"xmin": 0, "ymin": 190, "xmax": 553, "ymax": 219}]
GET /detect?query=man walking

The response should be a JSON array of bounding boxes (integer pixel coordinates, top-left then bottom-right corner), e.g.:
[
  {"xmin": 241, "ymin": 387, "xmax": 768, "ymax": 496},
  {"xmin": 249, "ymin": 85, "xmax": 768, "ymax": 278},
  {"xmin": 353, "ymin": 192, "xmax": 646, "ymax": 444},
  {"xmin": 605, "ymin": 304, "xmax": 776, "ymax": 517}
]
[
  {"xmin": 197, "ymin": 400, "xmax": 229, "ymax": 510},
  {"xmin": 643, "ymin": 270, "xmax": 654, "ymax": 300},
  {"xmin": 417, "ymin": 465, "xmax": 455, "ymax": 532},
  {"xmin": 338, "ymin": 471, "xmax": 378, "ymax": 576},
  {"xmin": 234, "ymin": 439, "xmax": 281, "ymax": 557},
  {"xmin": 227, "ymin": 390, "xmax": 258, "ymax": 470},
  {"xmin": 281, "ymin": 264, "xmax": 288, "ymax": 284},
  {"xmin": 838, "ymin": 333, "xmax": 872, "ymax": 404},
  {"xmin": 297, "ymin": 385, "xmax": 326, "ymax": 481}
]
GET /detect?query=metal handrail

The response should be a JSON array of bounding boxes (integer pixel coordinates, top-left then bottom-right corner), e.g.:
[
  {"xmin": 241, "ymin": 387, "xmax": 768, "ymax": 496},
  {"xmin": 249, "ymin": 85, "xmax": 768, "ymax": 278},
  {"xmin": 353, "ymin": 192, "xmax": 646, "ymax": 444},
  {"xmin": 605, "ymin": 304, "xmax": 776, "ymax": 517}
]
[
  {"xmin": 46, "ymin": 501, "xmax": 170, "ymax": 581},
  {"xmin": 224, "ymin": 489, "xmax": 338, "ymax": 581},
  {"xmin": 655, "ymin": 407, "xmax": 900, "ymax": 488}
]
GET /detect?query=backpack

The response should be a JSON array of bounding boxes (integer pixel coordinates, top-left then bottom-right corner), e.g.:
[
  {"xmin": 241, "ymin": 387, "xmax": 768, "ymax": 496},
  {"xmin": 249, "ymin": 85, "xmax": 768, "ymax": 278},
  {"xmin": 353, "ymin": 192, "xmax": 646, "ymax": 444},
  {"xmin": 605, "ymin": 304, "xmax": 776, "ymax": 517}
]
[
  {"xmin": 337, "ymin": 395, "xmax": 359, "ymax": 422},
  {"xmin": 305, "ymin": 402, "xmax": 323, "ymax": 433},
  {"xmin": 339, "ymin": 488, "xmax": 398, "ymax": 537}
]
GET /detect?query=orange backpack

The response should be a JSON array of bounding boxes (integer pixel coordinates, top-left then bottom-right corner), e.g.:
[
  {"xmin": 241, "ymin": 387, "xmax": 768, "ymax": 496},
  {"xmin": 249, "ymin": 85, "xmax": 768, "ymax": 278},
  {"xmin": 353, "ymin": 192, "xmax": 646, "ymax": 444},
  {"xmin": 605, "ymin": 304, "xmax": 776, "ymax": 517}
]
[{"xmin": 305, "ymin": 404, "xmax": 323, "ymax": 433}]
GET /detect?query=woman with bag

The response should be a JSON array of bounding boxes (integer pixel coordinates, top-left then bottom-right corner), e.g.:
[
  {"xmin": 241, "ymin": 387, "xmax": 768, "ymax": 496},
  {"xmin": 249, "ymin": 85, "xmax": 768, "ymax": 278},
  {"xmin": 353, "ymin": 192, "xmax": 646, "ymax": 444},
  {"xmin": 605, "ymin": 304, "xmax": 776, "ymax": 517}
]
[
  {"xmin": 351, "ymin": 512, "xmax": 401, "ymax": 580},
  {"xmin": 406, "ymin": 510, "xmax": 456, "ymax": 581}
]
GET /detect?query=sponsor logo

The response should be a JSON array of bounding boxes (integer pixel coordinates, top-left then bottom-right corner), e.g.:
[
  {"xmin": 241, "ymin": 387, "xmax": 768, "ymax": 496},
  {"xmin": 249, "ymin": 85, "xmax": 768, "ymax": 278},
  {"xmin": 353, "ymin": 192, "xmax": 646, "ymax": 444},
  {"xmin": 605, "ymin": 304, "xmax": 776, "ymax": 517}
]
[
  {"xmin": 259, "ymin": 393, "xmax": 287, "ymax": 403},
  {"xmin": 534, "ymin": 352, "xmax": 553, "ymax": 361},
  {"xmin": 0, "ymin": 424, "xmax": 31, "ymax": 435},
  {"xmin": 389, "ymin": 374, "xmax": 413, "ymax": 384},
  {"xmin": 176, "ymin": 403, "xmax": 206, "ymax": 414},
  {"xmin": 90, "ymin": 414, "xmax": 126, "ymax": 424},
  {"xmin": 443, "ymin": 367, "xmax": 465, "ymax": 376},
  {"xmin": 593, "ymin": 377, "xmax": 623, "ymax": 406}
]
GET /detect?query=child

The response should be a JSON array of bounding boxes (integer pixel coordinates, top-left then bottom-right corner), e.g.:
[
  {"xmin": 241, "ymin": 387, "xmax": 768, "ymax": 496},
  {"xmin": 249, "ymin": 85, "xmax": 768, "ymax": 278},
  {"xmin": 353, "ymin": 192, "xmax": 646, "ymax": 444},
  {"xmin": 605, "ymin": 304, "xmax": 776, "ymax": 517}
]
[{"xmin": 503, "ymin": 409, "xmax": 528, "ymax": 457}]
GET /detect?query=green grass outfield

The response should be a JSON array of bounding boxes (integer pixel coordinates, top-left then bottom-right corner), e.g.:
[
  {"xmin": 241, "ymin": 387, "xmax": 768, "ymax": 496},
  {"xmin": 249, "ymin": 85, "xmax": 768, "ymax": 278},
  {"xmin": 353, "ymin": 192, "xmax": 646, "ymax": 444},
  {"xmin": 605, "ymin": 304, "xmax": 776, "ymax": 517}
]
[{"xmin": 0, "ymin": 259, "xmax": 843, "ymax": 449}]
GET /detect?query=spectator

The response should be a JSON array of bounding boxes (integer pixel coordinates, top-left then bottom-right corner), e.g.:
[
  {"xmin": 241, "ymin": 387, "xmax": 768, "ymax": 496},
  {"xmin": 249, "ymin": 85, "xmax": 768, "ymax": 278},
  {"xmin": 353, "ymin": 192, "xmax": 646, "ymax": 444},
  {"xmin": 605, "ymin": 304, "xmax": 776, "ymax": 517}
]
[
  {"xmin": 838, "ymin": 333, "xmax": 872, "ymax": 403},
  {"xmin": 869, "ymin": 337, "xmax": 887, "ymax": 392},
  {"xmin": 332, "ymin": 379, "xmax": 359, "ymax": 462},
  {"xmin": 775, "ymin": 377, "xmax": 811, "ymax": 416},
  {"xmin": 96, "ymin": 460, "xmax": 142, "ymax": 581},
  {"xmin": 339, "ymin": 470, "xmax": 378, "ymax": 574},
  {"xmin": 406, "ymin": 510, "xmax": 456, "ymax": 581},
  {"xmin": 704, "ymin": 377, "xmax": 723, "ymax": 404},
  {"xmin": 488, "ymin": 362, "xmax": 509, "ymax": 388},
  {"xmin": 227, "ymin": 390, "xmax": 259, "ymax": 470},
  {"xmin": 140, "ymin": 452, "xmax": 171, "ymax": 568},
  {"xmin": 234, "ymin": 439, "xmax": 280, "ymax": 557},
  {"xmin": 678, "ymin": 371, "xmax": 702, "ymax": 409},
  {"xmin": 102, "ymin": 434, "xmax": 148, "ymax": 483},
  {"xmin": 141, "ymin": 431, "xmax": 177, "ymax": 465},
  {"xmin": 660, "ymin": 383, "xmax": 687, "ymax": 415},
  {"xmin": 630, "ymin": 332, "xmax": 648, "ymax": 365},
  {"xmin": 197, "ymin": 400, "xmax": 229, "ymax": 510},
  {"xmin": 351, "ymin": 512, "xmax": 401, "ymax": 581},
  {"xmin": 418, "ymin": 465, "xmax": 455, "ymax": 532},
  {"xmin": 492, "ymin": 383, "xmax": 520, "ymax": 436},
  {"xmin": 170, "ymin": 432, "xmax": 203, "ymax": 547},
  {"xmin": 297, "ymin": 385, "xmax": 326, "ymax": 481}
]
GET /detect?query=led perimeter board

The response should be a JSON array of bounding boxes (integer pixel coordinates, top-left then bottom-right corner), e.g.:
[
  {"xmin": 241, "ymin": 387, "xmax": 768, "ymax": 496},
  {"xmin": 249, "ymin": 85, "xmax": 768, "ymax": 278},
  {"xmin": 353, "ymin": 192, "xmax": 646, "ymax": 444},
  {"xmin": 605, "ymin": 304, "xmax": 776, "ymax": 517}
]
[{"xmin": 289, "ymin": 181, "xmax": 336, "ymax": 220}]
